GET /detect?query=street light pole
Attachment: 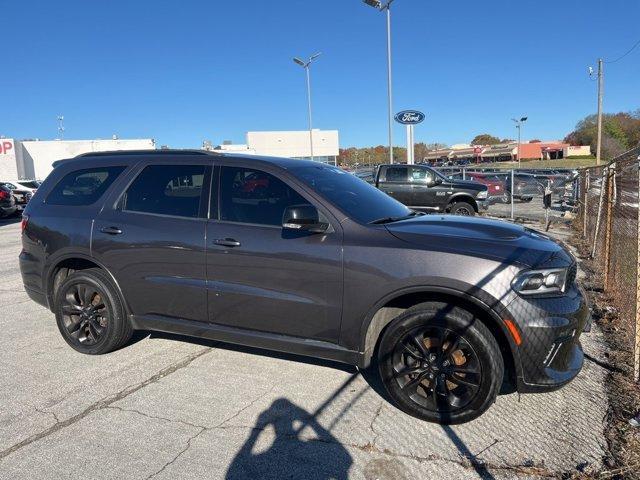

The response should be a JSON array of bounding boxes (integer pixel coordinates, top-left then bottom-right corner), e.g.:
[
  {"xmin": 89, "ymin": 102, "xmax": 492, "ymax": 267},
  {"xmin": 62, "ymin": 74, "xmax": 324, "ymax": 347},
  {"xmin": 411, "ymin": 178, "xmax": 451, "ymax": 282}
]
[
  {"xmin": 595, "ymin": 58, "xmax": 604, "ymax": 166},
  {"xmin": 293, "ymin": 53, "xmax": 322, "ymax": 161},
  {"xmin": 512, "ymin": 116, "xmax": 527, "ymax": 168},
  {"xmin": 364, "ymin": 0, "xmax": 396, "ymax": 164}
]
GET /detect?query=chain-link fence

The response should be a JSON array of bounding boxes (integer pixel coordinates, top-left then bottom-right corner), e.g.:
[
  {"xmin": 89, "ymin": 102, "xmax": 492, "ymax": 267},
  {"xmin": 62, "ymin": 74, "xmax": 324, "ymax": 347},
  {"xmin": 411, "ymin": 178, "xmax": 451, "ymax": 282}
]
[{"xmin": 577, "ymin": 145, "xmax": 640, "ymax": 382}]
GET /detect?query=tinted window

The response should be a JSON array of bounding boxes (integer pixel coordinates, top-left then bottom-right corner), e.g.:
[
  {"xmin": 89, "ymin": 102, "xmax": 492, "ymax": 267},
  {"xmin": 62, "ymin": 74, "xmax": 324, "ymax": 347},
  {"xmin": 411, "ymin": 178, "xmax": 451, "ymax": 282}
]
[
  {"xmin": 47, "ymin": 166, "xmax": 125, "ymax": 206},
  {"xmin": 219, "ymin": 167, "xmax": 308, "ymax": 226},
  {"xmin": 291, "ymin": 164, "xmax": 411, "ymax": 224},
  {"xmin": 123, "ymin": 165, "xmax": 206, "ymax": 218},
  {"xmin": 385, "ymin": 166, "xmax": 407, "ymax": 182}
]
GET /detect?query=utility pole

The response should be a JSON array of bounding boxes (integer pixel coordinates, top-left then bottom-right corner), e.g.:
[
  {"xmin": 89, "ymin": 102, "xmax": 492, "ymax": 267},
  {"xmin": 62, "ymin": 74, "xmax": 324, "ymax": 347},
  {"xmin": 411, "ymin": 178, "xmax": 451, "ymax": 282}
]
[{"xmin": 596, "ymin": 58, "xmax": 604, "ymax": 166}]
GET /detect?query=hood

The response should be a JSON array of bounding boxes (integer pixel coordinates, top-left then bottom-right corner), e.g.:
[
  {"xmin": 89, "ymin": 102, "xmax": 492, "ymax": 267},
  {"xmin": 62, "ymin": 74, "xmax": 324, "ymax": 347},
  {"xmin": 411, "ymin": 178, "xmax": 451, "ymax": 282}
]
[{"xmin": 385, "ymin": 215, "xmax": 573, "ymax": 268}]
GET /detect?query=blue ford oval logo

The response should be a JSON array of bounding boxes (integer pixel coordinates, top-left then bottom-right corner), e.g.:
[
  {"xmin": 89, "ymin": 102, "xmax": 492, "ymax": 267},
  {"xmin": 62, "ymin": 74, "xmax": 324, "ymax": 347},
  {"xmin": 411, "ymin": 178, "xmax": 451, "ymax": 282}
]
[{"xmin": 394, "ymin": 110, "xmax": 425, "ymax": 125}]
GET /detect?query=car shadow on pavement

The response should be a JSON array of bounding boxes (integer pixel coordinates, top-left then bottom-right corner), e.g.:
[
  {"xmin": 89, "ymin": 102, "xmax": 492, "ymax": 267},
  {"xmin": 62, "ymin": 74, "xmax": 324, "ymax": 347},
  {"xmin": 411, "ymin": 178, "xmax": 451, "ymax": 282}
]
[
  {"xmin": 144, "ymin": 330, "xmax": 358, "ymax": 374},
  {"xmin": 225, "ymin": 374, "xmax": 360, "ymax": 480}
]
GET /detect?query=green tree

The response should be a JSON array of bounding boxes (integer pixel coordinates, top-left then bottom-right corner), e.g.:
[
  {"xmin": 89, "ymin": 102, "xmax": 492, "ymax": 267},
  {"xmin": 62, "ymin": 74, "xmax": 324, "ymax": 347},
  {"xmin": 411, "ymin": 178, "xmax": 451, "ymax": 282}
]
[{"xmin": 471, "ymin": 134, "xmax": 500, "ymax": 145}]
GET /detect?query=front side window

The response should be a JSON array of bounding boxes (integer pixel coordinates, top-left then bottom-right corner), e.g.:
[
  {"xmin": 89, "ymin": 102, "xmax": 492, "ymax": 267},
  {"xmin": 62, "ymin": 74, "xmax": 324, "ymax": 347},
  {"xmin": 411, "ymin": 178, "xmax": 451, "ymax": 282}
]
[
  {"xmin": 47, "ymin": 166, "xmax": 126, "ymax": 206},
  {"xmin": 409, "ymin": 167, "xmax": 433, "ymax": 183},
  {"xmin": 291, "ymin": 164, "xmax": 411, "ymax": 224},
  {"xmin": 123, "ymin": 164, "xmax": 206, "ymax": 218},
  {"xmin": 219, "ymin": 167, "xmax": 308, "ymax": 226}
]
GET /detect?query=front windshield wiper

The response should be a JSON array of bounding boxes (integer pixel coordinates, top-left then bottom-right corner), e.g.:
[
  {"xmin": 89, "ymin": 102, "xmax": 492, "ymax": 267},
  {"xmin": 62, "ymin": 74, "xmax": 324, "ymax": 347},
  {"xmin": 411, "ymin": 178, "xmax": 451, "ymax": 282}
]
[{"xmin": 368, "ymin": 211, "xmax": 424, "ymax": 225}]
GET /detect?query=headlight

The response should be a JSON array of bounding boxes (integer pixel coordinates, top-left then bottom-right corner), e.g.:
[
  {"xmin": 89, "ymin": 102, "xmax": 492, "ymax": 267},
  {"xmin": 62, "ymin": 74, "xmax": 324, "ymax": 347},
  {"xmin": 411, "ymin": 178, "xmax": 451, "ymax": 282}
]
[
  {"xmin": 512, "ymin": 268, "xmax": 568, "ymax": 296},
  {"xmin": 477, "ymin": 190, "xmax": 488, "ymax": 199}
]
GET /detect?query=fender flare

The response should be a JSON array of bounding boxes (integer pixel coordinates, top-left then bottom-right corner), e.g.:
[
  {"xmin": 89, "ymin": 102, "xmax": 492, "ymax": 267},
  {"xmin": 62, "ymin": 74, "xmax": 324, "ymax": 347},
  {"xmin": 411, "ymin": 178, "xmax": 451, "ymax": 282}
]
[
  {"xmin": 447, "ymin": 193, "xmax": 479, "ymax": 212},
  {"xmin": 358, "ymin": 284, "xmax": 521, "ymax": 373}
]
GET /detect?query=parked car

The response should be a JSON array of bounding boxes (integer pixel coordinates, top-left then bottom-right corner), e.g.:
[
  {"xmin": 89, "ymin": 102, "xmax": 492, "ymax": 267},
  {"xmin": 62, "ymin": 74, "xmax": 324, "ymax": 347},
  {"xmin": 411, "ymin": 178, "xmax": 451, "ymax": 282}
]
[
  {"xmin": 20, "ymin": 150, "xmax": 588, "ymax": 424},
  {"xmin": 372, "ymin": 164, "xmax": 488, "ymax": 215},
  {"xmin": 0, "ymin": 184, "xmax": 17, "ymax": 218},
  {"xmin": 4, "ymin": 179, "xmax": 41, "ymax": 194},
  {"xmin": 496, "ymin": 173, "xmax": 540, "ymax": 202},
  {"xmin": 1, "ymin": 182, "xmax": 32, "ymax": 212},
  {"xmin": 464, "ymin": 172, "xmax": 509, "ymax": 204}
]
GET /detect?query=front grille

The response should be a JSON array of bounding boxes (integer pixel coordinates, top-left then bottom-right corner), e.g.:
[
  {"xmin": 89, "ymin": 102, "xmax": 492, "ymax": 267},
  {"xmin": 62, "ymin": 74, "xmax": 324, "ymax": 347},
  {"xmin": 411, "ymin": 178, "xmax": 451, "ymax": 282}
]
[{"xmin": 566, "ymin": 263, "xmax": 577, "ymax": 288}]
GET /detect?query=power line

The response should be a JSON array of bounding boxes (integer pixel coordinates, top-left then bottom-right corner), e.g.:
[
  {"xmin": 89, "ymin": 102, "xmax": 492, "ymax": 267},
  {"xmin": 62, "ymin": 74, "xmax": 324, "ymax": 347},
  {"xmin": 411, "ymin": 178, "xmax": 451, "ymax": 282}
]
[{"xmin": 605, "ymin": 37, "xmax": 640, "ymax": 64}]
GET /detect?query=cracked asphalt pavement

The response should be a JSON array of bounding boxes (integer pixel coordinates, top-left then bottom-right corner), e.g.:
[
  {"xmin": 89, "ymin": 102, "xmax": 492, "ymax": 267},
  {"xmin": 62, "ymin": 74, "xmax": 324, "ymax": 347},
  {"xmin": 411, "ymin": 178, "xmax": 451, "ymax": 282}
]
[{"xmin": 0, "ymin": 219, "xmax": 609, "ymax": 479}]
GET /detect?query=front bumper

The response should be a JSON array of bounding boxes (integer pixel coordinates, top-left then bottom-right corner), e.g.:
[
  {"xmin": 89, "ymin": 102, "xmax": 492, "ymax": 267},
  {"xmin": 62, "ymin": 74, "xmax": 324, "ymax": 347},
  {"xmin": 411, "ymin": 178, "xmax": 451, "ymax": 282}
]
[{"xmin": 507, "ymin": 284, "xmax": 590, "ymax": 393}]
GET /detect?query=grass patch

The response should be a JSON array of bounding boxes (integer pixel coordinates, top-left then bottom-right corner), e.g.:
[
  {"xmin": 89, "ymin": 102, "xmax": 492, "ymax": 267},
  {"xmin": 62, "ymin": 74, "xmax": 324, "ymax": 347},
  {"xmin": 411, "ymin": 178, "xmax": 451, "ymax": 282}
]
[{"xmin": 479, "ymin": 157, "xmax": 599, "ymax": 170}]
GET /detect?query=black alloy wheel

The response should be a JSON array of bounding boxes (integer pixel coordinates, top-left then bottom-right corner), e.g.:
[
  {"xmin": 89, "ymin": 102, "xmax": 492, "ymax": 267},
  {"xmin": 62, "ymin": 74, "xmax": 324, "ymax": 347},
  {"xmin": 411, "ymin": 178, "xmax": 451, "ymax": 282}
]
[
  {"xmin": 60, "ymin": 283, "xmax": 109, "ymax": 346},
  {"xmin": 391, "ymin": 325, "xmax": 482, "ymax": 412},
  {"xmin": 378, "ymin": 302, "xmax": 504, "ymax": 424},
  {"xmin": 54, "ymin": 268, "xmax": 133, "ymax": 354},
  {"xmin": 450, "ymin": 202, "xmax": 475, "ymax": 216}
]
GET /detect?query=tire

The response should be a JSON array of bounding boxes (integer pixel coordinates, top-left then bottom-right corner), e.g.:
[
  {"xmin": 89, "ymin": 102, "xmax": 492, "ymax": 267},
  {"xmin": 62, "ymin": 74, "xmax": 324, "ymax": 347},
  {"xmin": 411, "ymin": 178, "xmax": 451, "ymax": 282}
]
[
  {"xmin": 378, "ymin": 302, "xmax": 504, "ymax": 424},
  {"xmin": 521, "ymin": 197, "xmax": 533, "ymax": 203},
  {"xmin": 500, "ymin": 192, "xmax": 511, "ymax": 204},
  {"xmin": 54, "ymin": 268, "xmax": 133, "ymax": 354},
  {"xmin": 449, "ymin": 201, "xmax": 475, "ymax": 216}
]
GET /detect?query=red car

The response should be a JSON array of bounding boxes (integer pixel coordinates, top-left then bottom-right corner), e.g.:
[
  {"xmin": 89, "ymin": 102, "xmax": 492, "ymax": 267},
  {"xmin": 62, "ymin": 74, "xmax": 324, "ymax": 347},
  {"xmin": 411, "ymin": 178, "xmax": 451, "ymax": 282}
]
[{"xmin": 466, "ymin": 172, "xmax": 508, "ymax": 203}]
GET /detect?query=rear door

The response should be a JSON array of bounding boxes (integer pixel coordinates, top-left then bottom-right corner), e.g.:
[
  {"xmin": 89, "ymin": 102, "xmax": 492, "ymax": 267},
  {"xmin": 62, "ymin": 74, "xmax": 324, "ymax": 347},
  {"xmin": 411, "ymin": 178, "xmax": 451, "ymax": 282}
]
[
  {"xmin": 92, "ymin": 157, "xmax": 212, "ymax": 323},
  {"xmin": 378, "ymin": 165, "xmax": 412, "ymax": 205}
]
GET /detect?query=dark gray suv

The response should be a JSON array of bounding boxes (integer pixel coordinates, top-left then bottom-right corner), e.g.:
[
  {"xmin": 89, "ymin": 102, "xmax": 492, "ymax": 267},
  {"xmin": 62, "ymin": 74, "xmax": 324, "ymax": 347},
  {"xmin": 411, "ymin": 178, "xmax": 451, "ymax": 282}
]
[{"xmin": 19, "ymin": 150, "xmax": 589, "ymax": 424}]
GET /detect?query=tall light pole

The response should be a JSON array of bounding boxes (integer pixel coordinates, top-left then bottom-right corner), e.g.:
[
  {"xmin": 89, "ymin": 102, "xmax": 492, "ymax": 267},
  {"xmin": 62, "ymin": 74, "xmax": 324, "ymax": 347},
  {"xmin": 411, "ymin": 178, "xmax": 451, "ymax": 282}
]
[
  {"xmin": 512, "ymin": 116, "xmax": 527, "ymax": 167},
  {"xmin": 57, "ymin": 115, "xmax": 65, "ymax": 140},
  {"xmin": 595, "ymin": 59, "xmax": 604, "ymax": 166},
  {"xmin": 363, "ymin": 0, "xmax": 396, "ymax": 164},
  {"xmin": 293, "ymin": 52, "xmax": 322, "ymax": 161}
]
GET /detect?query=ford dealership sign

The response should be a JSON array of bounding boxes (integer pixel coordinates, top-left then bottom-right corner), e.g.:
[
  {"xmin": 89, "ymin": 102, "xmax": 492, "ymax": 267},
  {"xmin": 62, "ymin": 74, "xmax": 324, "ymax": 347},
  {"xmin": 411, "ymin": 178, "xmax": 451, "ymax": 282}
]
[{"xmin": 394, "ymin": 110, "xmax": 425, "ymax": 125}]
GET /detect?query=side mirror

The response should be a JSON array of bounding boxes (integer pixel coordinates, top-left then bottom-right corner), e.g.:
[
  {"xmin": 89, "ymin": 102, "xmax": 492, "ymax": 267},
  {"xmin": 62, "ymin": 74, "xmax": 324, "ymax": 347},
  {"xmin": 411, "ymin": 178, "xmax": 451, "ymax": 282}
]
[
  {"xmin": 282, "ymin": 204, "xmax": 329, "ymax": 233},
  {"xmin": 427, "ymin": 177, "xmax": 442, "ymax": 187}
]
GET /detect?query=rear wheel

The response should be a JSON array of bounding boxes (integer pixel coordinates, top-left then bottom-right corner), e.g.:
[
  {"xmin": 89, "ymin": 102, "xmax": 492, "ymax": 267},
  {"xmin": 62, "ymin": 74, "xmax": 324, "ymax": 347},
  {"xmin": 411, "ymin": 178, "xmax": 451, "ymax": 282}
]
[
  {"xmin": 378, "ymin": 302, "xmax": 504, "ymax": 424},
  {"xmin": 449, "ymin": 201, "xmax": 475, "ymax": 216},
  {"xmin": 54, "ymin": 268, "xmax": 132, "ymax": 354},
  {"xmin": 521, "ymin": 196, "xmax": 533, "ymax": 203}
]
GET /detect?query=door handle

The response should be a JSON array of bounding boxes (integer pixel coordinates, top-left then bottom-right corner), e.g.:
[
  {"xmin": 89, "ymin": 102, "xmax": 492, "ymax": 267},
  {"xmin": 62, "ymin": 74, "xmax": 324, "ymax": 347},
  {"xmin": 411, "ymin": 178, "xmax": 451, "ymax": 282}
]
[
  {"xmin": 213, "ymin": 238, "xmax": 241, "ymax": 247},
  {"xmin": 100, "ymin": 226, "xmax": 123, "ymax": 235}
]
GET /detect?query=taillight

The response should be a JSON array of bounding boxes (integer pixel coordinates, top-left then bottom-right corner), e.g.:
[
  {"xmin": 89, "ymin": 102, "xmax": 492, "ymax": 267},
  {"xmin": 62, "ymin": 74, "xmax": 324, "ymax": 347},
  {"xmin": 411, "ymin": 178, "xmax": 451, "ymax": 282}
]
[
  {"xmin": 0, "ymin": 190, "xmax": 8, "ymax": 200},
  {"xmin": 21, "ymin": 214, "xmax": 29, "ymax": 234}
]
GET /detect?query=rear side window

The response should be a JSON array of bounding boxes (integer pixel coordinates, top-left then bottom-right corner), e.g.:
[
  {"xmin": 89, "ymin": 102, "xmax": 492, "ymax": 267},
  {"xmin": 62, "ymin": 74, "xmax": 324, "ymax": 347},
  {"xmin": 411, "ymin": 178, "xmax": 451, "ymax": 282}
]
[
  {"xmin": 47, "ymin": 166, "xmax": 126, "ymax": 206},
  {"xmin": 384, "ymin": 166, "xmax": 408, "ymax": 182},
  {"xmin": 123, "ymin": 164, "xmax": 206, "ymax": 218}
]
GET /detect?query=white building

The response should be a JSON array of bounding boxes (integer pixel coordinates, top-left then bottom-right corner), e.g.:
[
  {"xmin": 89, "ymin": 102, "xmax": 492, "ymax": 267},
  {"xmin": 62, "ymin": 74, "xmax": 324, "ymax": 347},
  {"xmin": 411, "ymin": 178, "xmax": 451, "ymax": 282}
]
[
  {"xmin": 246, "ymin": 130, "xmax": 339, "ymax": 164},
  {"xmin": 0, "ymin": 138, "xmax": 155, "ymax": 180}
]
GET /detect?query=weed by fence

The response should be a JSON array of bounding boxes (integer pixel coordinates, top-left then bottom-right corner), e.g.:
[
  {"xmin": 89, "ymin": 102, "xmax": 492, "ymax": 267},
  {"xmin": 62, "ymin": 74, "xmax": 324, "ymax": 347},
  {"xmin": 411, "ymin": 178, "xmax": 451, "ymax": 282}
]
[{"xmin": 577, "ymin": 145, "xmax": 640, "ymax": 382}]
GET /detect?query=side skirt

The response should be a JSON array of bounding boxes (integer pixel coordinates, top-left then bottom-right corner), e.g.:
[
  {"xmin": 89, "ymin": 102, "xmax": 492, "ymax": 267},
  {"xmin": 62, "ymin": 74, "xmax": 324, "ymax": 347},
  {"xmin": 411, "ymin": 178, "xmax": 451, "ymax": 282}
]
[{"xmin": 131, "ymin": 314, "xmax": 362, "ymax": 367}]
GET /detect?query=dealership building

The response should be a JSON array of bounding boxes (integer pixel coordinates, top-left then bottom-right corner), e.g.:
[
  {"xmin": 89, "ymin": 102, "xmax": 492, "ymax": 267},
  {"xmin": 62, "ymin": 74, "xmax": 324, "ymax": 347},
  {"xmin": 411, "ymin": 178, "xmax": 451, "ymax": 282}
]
[
  {"xmin": 0, "ymin": 129, "xmax": 339, "ymax": 181},
  {"xmin": 424, "ymin": 142, "xmax": 591, "ymax": 163},
  {"xmin": 0, "ymin": 138, "xmax": 155, "ymax": 181},
  {"xmin": 211, "ymin": 130, "xmax": 340, "ymax": 165}
]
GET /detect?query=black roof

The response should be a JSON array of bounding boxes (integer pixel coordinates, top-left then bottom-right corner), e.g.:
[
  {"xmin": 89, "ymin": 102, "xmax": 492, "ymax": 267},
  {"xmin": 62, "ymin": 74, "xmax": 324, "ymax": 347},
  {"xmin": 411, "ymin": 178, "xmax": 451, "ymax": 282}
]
[{"xmin": 51, "ymin": 149, "xmax": 328, "ymax": 171}]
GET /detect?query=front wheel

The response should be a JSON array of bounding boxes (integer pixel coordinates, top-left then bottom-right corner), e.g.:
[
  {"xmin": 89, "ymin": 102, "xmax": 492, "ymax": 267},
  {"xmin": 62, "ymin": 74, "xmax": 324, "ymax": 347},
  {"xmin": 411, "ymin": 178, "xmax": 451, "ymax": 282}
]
[
  {"xmin": 378, "ymin": 302, "xmax": 504, "ymax": 424},
  {"xmin": 449, "ymin": 201, "xmax": 475, "ymax": 216}
]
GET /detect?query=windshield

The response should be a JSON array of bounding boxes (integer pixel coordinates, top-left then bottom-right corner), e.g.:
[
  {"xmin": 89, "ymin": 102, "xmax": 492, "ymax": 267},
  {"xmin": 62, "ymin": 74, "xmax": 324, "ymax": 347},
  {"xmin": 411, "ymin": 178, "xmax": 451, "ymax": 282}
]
[{"xmin": 290, "ymin": 165, "xmax": 411, "ymax": 224}]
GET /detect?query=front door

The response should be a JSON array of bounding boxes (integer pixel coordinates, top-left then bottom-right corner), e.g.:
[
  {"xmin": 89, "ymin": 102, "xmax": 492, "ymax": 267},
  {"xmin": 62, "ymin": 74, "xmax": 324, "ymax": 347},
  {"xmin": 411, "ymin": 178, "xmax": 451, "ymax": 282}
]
[
  {"xmin": 206, "ymin": 164, "xmax": 343, "ymax": 343},
  {"xmin": 92, "ymin": 159, "xmax": 211, "ymax": 322},
  {"xmin": 409, "ymin": 166, "xmax": 442, "ymax": 209}
]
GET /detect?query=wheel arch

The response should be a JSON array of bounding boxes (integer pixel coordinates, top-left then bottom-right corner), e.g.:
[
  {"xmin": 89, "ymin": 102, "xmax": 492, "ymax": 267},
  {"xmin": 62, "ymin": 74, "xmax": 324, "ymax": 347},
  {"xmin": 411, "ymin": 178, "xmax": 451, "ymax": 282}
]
[
  {"xmin": 45, "ymin": 254, "xmax": 130, "ymax": 315},
  {"xmin": 359, "ymin": 286, "xmax": 520, "ymax": 388},
  {"xmin": 447, "ymin": 194, "xmax": 478, "ymax": 212}
]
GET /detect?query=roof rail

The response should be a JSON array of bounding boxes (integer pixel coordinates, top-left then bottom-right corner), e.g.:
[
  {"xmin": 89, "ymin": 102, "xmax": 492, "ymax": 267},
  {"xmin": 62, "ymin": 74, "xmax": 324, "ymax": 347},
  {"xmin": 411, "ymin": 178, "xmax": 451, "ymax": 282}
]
[{"xmin": 73, "ymin": 149, "xmax": 219, "ymax": 158}]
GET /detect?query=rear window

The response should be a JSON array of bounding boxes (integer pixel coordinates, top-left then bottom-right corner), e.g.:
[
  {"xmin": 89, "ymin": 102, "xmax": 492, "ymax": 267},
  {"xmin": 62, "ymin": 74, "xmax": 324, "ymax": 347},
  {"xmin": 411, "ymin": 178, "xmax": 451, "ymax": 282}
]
[{"xmin": 47, "ymin": 166, "xmax": 126, "ymax": 206}]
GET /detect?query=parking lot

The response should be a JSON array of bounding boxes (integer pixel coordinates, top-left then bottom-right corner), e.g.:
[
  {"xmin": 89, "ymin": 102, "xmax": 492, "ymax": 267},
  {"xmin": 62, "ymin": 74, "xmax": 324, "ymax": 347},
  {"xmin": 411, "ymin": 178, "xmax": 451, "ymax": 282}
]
[{"xmin": 0, "ymin": 218, "xmax": 610, "ymax": 479}]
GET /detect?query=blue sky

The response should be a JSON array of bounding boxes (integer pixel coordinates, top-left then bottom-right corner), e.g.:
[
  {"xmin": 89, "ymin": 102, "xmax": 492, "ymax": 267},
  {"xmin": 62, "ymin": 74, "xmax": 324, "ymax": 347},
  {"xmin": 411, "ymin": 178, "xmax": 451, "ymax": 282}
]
[{"xmin": 2, "ymin": 0, "xmax": 638, "ymax": 148}]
